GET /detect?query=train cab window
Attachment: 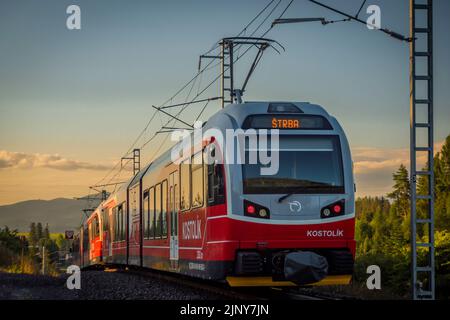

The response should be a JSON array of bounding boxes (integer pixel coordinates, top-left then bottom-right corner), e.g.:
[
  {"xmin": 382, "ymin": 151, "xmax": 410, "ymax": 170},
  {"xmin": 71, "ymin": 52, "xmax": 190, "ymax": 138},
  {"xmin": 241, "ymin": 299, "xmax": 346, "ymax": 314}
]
[
  {"xmin": 180, "ymin": 158, "xmax": 191, "ymax": 211},
  {"xmin": 162, "ymin": 180, "xmax": 168, "ymax": 238},
  {"xmin": 205, "ymin": 146, "xmax": 225, "ymax": 206},
  {"xmin": 191, "ymin": 152, "xmax": 204, "ymax": 208},
  {"xmin": 155, "ymin": 184, "xmax": 162, "ymax": 238},
  {"xmin": 242, "ymin": 135, "xmax": 344, "ymax": 194},
  {"xmin": 143, "ymin": 190, "xmax": 149, "ymax": 239},
  {"xmin": 149, "ymin": 187, "xmax": 155, "ymax": 239}
]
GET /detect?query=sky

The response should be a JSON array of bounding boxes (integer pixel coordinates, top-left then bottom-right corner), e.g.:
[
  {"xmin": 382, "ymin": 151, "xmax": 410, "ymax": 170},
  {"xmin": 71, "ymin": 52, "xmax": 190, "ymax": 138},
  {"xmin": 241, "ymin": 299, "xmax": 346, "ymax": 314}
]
[{"xmin": 0, "ymin": 0, "xmax": 449, "ymax": 205}]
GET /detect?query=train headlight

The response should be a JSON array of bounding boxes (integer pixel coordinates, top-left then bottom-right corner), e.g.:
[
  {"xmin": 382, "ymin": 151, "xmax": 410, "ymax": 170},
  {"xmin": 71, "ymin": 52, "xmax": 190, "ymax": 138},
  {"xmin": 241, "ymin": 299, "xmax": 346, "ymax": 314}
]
[
  {"xmin": 244, "ymin": 200, "xmax": 270, "ymax": 219},
  {"xmin": 321, "ymin": 200, "xmax": 345, "ymax": 219},
  {"xmin": 258, "ymin": 208, "xmax": 268, "ymax": 218}
]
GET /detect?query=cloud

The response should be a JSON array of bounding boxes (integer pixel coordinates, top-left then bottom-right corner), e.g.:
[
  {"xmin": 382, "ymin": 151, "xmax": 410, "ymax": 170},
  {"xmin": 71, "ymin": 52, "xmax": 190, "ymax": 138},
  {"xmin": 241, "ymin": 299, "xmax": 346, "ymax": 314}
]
[
  {"xmin": 351, "ymin": 140, "xmax": 445, "ymax": 196},
  {"xmin": 352, "ymin": 141, "xmax": 444, "ymax": 175},
  {"xmin": 0, "ymin": 150, "xmax": 112, "ymax": 171}
]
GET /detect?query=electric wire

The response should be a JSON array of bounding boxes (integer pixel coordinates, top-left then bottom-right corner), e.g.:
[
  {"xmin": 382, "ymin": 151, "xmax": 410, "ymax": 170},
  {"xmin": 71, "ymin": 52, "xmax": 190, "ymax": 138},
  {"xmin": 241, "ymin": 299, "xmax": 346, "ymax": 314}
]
[{"xmin": 91, "ymin": 0, "xmax": 292, "ymax": 192}]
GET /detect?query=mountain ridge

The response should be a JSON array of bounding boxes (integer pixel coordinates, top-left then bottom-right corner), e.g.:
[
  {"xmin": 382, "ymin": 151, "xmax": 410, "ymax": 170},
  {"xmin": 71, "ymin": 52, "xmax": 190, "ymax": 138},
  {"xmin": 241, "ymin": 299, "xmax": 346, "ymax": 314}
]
[{"xmin": 0, "ymin": 197, "xmax": 101, "ymax": 233}]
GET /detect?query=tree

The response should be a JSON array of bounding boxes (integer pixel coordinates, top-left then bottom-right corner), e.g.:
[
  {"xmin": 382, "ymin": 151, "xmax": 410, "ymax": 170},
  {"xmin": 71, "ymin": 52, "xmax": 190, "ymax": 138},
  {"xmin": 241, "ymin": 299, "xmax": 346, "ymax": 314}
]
[
  {"xmin": 44, "ymin": 224, "xmax": 50, "ymax": 241},
  {"xmin": 387, "ymin": 164, "xmax": 410, "ymax": 218},
  {"xmin": 434, "ymin": 136, "xmax": 450, "ymax": 231},
  {"xmin": 436, "ymin": 136, "xmax": 450, "ymax": 191},
  {"xmin": 29, "ymin": 222, "xmax": 37, "ymax": 247},
  {"xmin": 36, "ymin": 222, "xmax": 43, "ymax": 241}
]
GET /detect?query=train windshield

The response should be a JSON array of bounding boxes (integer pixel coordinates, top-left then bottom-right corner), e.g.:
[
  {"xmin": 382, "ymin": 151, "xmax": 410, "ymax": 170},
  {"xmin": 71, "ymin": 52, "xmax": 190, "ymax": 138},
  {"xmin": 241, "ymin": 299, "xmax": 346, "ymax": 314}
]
[{"xmin": 242, "ymin": 135, "xmax": 344, "ymax": 194}]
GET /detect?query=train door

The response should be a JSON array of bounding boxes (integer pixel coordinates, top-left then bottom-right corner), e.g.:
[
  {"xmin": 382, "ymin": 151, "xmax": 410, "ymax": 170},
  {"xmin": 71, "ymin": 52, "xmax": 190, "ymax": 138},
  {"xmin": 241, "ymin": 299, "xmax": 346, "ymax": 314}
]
[
  {"xmin": 169, "ymin": 171, "xmax": 179, "ymax": 267},
  {"xmin": 102, "ymin": 207, "xmax": 112, "ymax": 262},
  {"xmin": 128, "ymin": 185, "xmax": 141, "ymax": 266}
]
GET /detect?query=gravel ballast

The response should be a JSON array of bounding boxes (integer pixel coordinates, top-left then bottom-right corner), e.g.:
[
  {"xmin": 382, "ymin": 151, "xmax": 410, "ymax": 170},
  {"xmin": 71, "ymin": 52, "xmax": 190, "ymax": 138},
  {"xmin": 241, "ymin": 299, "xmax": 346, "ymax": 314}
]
[{"xmin": 0, "ymin": 270, "xmax": 224, "ymax": 300}]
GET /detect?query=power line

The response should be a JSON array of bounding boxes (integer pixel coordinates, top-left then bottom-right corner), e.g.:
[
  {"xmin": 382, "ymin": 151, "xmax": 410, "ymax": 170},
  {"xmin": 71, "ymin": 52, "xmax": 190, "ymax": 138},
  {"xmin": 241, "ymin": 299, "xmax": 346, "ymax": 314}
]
[
  {"xmin": 91, "ymin": 0, "xmax": 291, "ymax": 191},
  {"xmin": 308, "ymin": 0, "xmax": 412, "ymax": 42},
  {"xmin": 139, "ymin": 0, "xmax": 293, "ymax": 153}
]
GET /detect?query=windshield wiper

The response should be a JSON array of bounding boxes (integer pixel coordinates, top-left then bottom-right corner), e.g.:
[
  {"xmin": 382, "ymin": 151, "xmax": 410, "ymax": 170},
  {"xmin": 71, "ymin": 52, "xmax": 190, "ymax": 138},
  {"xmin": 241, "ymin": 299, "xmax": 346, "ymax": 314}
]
[{"xmin": 278, "ymin": 192, "xmax": 296, "ymax": 203}]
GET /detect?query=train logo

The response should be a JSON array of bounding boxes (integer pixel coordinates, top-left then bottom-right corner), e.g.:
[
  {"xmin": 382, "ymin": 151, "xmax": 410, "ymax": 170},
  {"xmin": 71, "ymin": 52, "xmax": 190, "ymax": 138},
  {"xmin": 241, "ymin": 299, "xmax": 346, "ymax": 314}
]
[{"xmin": 288, "ymin": 201, "xmax": 302, "ymax": 213}]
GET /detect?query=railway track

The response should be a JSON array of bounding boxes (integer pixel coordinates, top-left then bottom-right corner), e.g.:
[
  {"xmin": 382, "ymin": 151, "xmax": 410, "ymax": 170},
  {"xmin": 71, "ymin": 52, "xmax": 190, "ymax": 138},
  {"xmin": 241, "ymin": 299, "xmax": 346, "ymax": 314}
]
[{"xmin": 107, "ymin": 265, "xmax": 343, "ymax": 300}]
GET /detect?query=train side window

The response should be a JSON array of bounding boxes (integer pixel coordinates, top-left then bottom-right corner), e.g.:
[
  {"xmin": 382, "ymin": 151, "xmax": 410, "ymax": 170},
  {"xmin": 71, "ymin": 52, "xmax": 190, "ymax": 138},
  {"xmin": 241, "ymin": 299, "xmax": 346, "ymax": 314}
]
[
  {"xmin": 206, "ymin": 147, "xmax": 225, "ymax": 206},
  {"xmin": 102, "ymin": 209, "xmax": 106, "ymax": 233},
  {"xmin": 180, "ymin": 158, "xmax": 191, "ymax": 211},
  {"xmin": 162, "ymin": 180, "xmax": 168, "ymax": 238},
  {"xmin": 155, "ymin": 184, "xmax": 162, "ymax": 238},
  {"xmin": 122, "ymin": 204, "xmax": 127, "ymax": 241},
  {"xmin": 117, "ymin": 208, "xmax": 120, "ymax": 241},
  {"xmin": 143, "ymin": 190, "xmax": 149, "ymax": 239},
  {"xmin": 169, "ymin": 170, "xmax": 179, "ymax": 238},
  {"xmin": 149, "ymin": 187, "xmax": 155, "ymax": 239},
  {"xmin": 113, "ymin": 207, "xmax": 117, "ymax": 241},
  {"xmin": 175, "ymin": 182, "xmax": 179, "ymax": 213},
  {"xmin": 104, "ymin": 209, "xmax": 110, "ymax": 234},
  {"xmin": 117, "ymin": 204, "xmax": 125, "ymax": 241},
  {"xmin": 191, "ymin": 152, "xmax": 204, "ymax": 208},
  {"xmin": 117, "ymin": 206, "xmax": 120, "ymax": 241},
  {"xmin": 90, "ymin": 216, "xmax": 99, "ymax": 239},
  {"xmin": 169, "ymin": 184, "xmax": 174, "ymax": 236}
]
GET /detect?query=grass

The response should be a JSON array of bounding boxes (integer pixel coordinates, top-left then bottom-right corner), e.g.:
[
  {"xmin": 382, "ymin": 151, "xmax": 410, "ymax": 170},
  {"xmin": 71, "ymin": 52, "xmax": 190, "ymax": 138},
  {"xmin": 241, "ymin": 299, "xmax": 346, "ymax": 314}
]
[{"xmin": 17, "ymin": 233, "xmax": 64, "ymax": 241}]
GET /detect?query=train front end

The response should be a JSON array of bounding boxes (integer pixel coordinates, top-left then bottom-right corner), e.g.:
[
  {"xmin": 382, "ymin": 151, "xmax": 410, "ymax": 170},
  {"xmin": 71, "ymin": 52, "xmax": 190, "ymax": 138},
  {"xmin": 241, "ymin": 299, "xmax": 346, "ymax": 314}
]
[{"xmin": 208, "ymin": 102, "xmax": 355, "ymax": 287}]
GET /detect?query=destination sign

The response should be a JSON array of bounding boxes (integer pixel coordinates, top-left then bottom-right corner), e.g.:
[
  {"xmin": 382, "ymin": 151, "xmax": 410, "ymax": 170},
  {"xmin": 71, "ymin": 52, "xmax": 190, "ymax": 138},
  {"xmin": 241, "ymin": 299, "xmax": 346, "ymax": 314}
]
[{"xmin": 242, "ymin": 115, "xmax": 332, "ymax": 130}]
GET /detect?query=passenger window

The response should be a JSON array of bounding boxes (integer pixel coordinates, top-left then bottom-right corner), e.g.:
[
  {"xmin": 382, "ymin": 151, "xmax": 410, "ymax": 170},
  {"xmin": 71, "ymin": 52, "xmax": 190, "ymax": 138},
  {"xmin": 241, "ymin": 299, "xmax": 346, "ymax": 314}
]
[
  {"xmin": 122, "ymin": 206, "xmax": 125, "ymax": 240},
  {"xmin": 206, "ymin": 146, "xmax": 225, "ymax": 206},
  {"xmin": 117, "ymin": 204, "xmax": 126, "ymax": 241},
  {"xmin": 155, "ymin": 184, "xmax": 162, "ymax": 238},
  {"xmin": 113, "ymin": 207, "xmax": 117, "ymax": 241},
  {"xmin": 91, "ymin": 217, "xmax": 96, "ymax": 238},
  {"xmin": 162, "ymin": 180, "xmax": 168, "ymax": 237},
  {"xmin": 191, "ymin": 152, "xmax": 204, "ymax": 208},
  {"xmin": 143, "ymin": 190, "xmax": 149, "ymax": 239},
  {"xmin": 180, "ymin": 159, "xmax": 191, "ymax": 211},
  {"xmin": 94, "ymin": 217, "xmax": 99, "ymax": 237},
  {"xmin": 149, "ymin": 187, "xmax": 155, "ymax": 239},
  {"xmin": 169, "ymin": 185, "xmax": 174, "ymax": 235}
]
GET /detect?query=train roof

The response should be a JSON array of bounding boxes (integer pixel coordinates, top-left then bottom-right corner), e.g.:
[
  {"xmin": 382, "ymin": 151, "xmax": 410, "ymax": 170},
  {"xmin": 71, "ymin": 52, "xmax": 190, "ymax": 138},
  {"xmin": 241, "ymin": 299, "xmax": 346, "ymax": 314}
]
[
  {"xmin": 101, "ymin": 101, "xmax": 337, "ymax": 205},
  {"xmin": 222, "ymin": 101, "xmax": 329, "ymax": 117}
]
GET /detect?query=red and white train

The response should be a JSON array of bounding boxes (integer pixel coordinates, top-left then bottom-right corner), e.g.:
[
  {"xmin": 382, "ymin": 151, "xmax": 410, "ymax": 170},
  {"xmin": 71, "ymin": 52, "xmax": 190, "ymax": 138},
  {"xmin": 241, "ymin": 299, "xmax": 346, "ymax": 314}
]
[{"xmin": 73, "ymin": 102, "xmax": 355, "ymax": 287}]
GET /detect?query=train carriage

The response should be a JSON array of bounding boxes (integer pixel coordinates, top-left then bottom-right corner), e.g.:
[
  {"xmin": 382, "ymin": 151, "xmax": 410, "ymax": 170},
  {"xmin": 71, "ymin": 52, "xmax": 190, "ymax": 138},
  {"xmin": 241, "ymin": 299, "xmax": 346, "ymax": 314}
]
[{"xmin": 77, "ymin": 101, "xmax": 355, "ymax": 287}]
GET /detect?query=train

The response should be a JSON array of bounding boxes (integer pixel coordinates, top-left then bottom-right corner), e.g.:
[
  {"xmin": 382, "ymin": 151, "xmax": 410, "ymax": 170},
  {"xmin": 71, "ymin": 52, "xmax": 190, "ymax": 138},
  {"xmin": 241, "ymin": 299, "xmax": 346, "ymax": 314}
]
[{"xmin": 72, "ymin": 101, "xmax": 355, "ymax": 287}]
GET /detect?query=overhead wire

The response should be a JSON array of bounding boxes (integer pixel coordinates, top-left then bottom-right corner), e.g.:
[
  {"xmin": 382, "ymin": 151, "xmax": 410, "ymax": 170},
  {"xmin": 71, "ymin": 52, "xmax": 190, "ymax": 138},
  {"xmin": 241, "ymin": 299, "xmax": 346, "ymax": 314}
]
[
  {"xmin": 91, "ymin": 0, "xmax": 290, "ymax": 191},
  {"xmin": 139, "ymin": 0, "xmax": 293, "ymax": 154}
]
